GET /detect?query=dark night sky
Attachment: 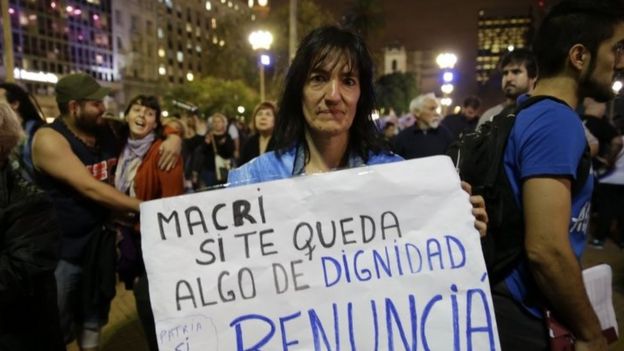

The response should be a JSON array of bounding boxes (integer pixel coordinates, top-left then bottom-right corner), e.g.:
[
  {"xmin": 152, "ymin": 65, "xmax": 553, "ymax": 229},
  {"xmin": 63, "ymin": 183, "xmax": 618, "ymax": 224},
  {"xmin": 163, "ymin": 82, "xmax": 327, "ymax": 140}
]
[{"xmin": 270, "ymin": 0, "xmax": 547, "ymax": 106}]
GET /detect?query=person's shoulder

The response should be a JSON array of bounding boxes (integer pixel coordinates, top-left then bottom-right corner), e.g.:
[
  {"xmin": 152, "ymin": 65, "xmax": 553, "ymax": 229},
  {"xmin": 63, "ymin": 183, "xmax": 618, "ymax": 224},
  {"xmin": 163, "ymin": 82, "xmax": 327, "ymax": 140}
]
[
  {"xmin": 396, "ymin": 125, "xmax": 416, "ymax": 139},
  {"xmin": 228, "ymin": 149, "xmax": 294, "ymax": 186},
  {"xmin": 367, "ymin": 151, "xmax": 403, "ymax": 165}
]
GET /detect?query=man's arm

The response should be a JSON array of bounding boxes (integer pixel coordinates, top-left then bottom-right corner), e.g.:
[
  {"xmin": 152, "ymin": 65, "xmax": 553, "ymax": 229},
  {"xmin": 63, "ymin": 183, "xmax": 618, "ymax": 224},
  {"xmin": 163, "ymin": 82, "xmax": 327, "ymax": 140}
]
[
  {"xmin": 523, "ymin": 177, "xmax": 606, "ymax": 350},
  {"xmin": 32, "ymin": 128, "xmax": 141, "ymax": 212}
]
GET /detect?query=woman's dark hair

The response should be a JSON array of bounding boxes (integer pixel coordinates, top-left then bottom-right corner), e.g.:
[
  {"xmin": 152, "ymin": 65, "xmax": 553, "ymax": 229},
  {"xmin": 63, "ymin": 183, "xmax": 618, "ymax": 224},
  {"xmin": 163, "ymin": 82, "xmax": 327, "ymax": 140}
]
[
  {"xmin": 251, "ymin": 101, "xmax": 278, "ymax": 132},
  {"xmin": 272, "ymin": 25, "xmax": 387, "ymax": 163},
  {"xmin": 0, "ymin": 82, "xmax": 44, "ymax": 124},
  {"xmin": 534, "ymin": 0, "xmax": 624, "ymax": 78},
  {"xmin": 124, "ymin": 95, "xmax": 163, "ymax": 137}
]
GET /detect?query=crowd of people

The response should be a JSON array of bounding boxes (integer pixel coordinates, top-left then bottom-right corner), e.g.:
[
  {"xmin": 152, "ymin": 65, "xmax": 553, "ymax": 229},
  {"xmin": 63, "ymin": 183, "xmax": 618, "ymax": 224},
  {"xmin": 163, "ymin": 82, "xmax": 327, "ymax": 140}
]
[{"xmin": 1, "ymin": 0, "xmax": 624, "ymax": 350}]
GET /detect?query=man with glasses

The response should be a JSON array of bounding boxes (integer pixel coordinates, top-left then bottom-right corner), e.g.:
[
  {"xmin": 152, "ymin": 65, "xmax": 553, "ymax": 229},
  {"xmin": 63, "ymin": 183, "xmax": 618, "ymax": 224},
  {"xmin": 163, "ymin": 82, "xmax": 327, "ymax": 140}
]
[{"xmin": 491, "ymin": 1, "xmax": 624, "ymax": 350}]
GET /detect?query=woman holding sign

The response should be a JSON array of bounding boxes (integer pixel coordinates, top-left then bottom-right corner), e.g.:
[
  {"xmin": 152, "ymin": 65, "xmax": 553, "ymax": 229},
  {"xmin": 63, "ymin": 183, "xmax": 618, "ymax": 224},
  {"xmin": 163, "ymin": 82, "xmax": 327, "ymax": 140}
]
[
  {"xmin": 114, "ymin": 95, "xmax": 185, "ymax": 350},
  {"xmin": 228, "ymin": 26, "xmax": 487, "ymax": 235}
]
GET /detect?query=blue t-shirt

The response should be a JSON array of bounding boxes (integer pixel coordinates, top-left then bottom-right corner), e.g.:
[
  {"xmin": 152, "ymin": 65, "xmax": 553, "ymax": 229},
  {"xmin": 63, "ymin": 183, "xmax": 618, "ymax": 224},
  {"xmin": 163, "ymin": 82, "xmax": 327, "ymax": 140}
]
[{"xmin": 502, "ymin": 95, "xmax": 593, "ymax": 317}]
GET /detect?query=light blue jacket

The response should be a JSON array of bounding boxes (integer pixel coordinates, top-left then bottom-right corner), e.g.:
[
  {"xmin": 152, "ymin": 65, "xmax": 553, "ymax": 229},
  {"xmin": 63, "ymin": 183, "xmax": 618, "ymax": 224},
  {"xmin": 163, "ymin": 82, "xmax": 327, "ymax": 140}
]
[{"xmin": 228, "ymin": 146, "xmax": 403, "ymax": 186}]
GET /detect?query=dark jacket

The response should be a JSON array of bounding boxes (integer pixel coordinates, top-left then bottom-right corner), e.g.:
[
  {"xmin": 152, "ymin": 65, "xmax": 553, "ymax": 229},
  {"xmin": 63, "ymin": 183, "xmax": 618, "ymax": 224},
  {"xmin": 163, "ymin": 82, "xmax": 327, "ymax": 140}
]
[{"xmin": 0, "ymin": 161, "xmax": 64, "ymax": 351}]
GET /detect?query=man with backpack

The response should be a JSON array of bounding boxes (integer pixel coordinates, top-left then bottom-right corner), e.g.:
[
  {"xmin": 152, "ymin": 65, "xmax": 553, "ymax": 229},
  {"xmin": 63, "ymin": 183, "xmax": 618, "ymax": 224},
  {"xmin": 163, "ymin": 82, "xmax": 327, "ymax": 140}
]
[{"xmin": 490, "ymin": 1, "xmax": 623, "ymax": 350}]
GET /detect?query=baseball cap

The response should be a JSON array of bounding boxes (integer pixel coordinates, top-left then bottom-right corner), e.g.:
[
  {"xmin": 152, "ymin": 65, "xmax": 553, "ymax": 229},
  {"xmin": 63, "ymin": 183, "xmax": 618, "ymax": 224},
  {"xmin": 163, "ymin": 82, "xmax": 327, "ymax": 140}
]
[{"xmin": 55, "ymin": 73, "xmax": 110, "ymax": 103}]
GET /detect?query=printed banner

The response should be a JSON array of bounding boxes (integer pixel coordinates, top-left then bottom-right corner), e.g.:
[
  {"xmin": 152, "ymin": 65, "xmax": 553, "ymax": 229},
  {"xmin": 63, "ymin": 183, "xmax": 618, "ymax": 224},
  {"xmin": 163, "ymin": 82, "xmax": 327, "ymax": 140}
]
[{"xmin": 141, "ymin": 156, "xmax": 500, "ymax": 351}]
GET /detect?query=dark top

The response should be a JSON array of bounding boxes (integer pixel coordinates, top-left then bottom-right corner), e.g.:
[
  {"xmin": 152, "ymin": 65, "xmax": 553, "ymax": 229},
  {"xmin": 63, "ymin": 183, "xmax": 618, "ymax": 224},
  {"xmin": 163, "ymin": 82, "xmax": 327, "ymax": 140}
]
[
  {"xmin": 34, "ymin": 118, "xmax": 120, "ymax": 262},
  {"xmin": 239, "ymin": 134, "xmax": 275, "ymax": 166},
  {"xmin": 582, "ymin": 115, "xmax": 620, "ymax": 157},
  {"xmin": 182, "ymin": 134, "xmax": 204, "ymax": 178},
  {"xmin": 441, "ymin": 113, "xmax": 478, "ymax": 140},
  {"xmin": 191, "ymin": 133, "xmax": 235, "ymax": 175},
  {"xmin": 0, "ymin": 162, "xmax": 64, "ymax": 350},
  {"xmin": 393, "ymin": 124, "xmax": 454, "ymax": 160}
]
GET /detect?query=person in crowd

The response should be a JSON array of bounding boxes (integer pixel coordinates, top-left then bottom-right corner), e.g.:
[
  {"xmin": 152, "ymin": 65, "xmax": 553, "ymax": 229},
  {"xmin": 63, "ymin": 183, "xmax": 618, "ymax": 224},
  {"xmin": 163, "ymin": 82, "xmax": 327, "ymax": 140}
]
[
  {"xmin": 191, "ymin": 112, "xmax": 235, "ymax": 190},
  {"xmin": 477, "ymin": 48, "xmax": 538, "ymax": 128},
  {"xmin": 228, "ymin": 26, "xmax": 487, "ymax": 236},
  {"xmin": 393, "ymin": 93, "xmax": 454, "ymax": 159},
  {"xmin": 0, "ymin": 82, "xmax": 46, "ymax": 178},
  {"xmin": 179, "ymin": 112, "xmax": 205, "ymax": 191},
  {"xmin": 227, "ymin": 115, "xmax": 241, "ymax": 164},
  {"xmin": 31, "ymin": 73, "xmax": 181, "ymax": 350},
  {"xmin": 239, "ymin": 101, "xmax": 277, "ymax": 166},
  {"xmin": 0, "ymin": 102, "xmax": 65, "ymax": 350},
  {"xmin": 382, "ymin": 120, "xmax": 397, "ymax": 143},
  {"xmin": 582, "ymin": 98, "xmax": 623, "ymax": 248},
  {"xmin": 441, "ymin": 95, "xmax": 481, "ymax": 140},
  {"xmin": 491, "ymin": 1, "xmax": 624, "ymax": 350},
  {"xmin": 114, "ymin": 95, "xmax": 184, "ymax": 351}
]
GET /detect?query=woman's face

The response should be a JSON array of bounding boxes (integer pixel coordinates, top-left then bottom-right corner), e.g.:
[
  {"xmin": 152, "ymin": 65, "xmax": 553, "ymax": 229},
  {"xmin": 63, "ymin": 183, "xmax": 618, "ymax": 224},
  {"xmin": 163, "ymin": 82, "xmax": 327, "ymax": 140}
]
[
  {"xmin": 302, "ymin": 53, "xmax": 360, "ymax": 139},
  {"xmin": 127, "ymin": 103, "xmax": 158, "ymax": 139},
  {"xmin": 255, "ymin": 108, "xmax": 275, "ymax": 134},
  {"xmin": 211, "ymin": 116, "xmax": 226, "ymax": 134}
]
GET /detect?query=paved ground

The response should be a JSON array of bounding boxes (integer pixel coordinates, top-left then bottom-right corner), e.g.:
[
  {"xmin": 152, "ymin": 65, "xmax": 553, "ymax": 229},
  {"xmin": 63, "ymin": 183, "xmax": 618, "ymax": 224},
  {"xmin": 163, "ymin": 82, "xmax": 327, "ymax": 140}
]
[{"xmin": 67, "ymin": 237, "xmax": 624, "ymax": 351}]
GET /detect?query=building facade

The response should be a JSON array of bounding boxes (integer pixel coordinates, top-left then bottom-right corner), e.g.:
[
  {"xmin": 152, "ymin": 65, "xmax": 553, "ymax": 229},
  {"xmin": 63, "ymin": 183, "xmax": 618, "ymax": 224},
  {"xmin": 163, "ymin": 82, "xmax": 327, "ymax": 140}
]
[
  {"xmin": 383, "ymin": 44, "xmax": 438, "ymax": 96},
  {"xmin": 476, "ymin": 9, "xmax": 533, "ymax": 84},
  {"xmin": 1, "ymin": 0, "xmax": 259, "ymax": 117}
]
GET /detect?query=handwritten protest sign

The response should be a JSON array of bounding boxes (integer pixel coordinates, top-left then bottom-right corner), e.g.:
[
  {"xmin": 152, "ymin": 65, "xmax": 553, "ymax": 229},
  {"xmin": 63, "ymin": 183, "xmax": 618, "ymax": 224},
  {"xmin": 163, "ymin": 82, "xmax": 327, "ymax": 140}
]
[{"xmin": 141, "ymin": 156, "xmax": 501, "ymax": 351}]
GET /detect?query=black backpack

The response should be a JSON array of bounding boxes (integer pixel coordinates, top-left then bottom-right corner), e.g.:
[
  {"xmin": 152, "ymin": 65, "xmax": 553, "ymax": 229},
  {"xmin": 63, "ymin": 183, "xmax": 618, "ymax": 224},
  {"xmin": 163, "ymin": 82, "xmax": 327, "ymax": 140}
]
[{"xmin": 447, "ymin": 96, "xmax": 591, "ymax": 284}]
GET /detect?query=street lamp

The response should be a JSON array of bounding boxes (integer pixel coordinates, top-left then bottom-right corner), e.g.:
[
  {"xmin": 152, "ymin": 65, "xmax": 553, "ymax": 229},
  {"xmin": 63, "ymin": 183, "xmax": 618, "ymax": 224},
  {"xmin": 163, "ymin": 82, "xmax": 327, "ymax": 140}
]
[
  {"xmin": 436, "ymin": 52, "xmax": 457, "ymax": 115},
  {"xmin": 248, "ymin": 30, "xmax": 273, "ymax": 102}
]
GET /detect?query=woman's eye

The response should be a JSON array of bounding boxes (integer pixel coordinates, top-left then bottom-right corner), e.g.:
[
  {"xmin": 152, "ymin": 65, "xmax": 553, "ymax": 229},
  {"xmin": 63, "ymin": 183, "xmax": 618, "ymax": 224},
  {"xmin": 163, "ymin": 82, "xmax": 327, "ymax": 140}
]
[
  {"xmin": 344, "ymin": 78, "xmax": 357, "ymax": 86},
  {"xmin": 310, "ymin": 74, "xmax": 326, "ymax": 83}
]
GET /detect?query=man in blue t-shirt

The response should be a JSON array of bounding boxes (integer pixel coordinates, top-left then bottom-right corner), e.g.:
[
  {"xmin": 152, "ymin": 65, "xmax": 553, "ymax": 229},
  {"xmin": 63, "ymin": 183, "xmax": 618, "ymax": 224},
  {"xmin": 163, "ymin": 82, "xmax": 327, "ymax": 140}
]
[{"xmin": 492, "ymin": 1, "xmax": 624, "ymax": 351}]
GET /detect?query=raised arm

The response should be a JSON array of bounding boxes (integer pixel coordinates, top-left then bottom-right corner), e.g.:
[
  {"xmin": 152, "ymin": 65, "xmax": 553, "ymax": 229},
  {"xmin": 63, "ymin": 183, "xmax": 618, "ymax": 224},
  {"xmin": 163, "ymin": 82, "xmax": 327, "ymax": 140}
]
[{"xmin": 32, "ymin": 128, "xmax": 141, "ymax": 212}]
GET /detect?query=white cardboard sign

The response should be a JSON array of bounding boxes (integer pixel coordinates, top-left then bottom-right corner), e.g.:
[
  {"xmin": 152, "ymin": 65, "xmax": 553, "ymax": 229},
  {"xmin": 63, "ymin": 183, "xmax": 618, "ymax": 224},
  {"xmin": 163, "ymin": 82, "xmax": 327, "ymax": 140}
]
[{"xmin": 140, "ymin": 156, "xmax": 500, "ymax": 351}]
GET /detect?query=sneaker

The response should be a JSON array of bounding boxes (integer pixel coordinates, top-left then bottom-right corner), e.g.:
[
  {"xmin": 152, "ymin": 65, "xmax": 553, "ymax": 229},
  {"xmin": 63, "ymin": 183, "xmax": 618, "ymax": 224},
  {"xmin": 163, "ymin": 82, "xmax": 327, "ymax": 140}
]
[{"xmin": 589, "ymin": 239, "xmax": 604, "ymax": 249}]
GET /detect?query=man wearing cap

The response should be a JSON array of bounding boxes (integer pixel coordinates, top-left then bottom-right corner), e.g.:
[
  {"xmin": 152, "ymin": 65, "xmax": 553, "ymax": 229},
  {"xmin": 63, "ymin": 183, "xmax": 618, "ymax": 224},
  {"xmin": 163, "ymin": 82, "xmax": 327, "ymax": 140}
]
[{"xmin": 31, "ymin": 73, "xmax": 179, "ymax": 350}]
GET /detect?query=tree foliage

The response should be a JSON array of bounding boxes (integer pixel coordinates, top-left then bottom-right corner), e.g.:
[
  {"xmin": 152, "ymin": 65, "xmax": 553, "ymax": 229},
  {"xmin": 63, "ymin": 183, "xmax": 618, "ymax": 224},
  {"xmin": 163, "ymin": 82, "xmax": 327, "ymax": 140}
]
[
  {"xmin": 164, "ymin": 77, "xmax": 258, "ymax": 120},
  {"xmin": 375, "ymin": 72, "xmax": 418, "ymax": 115},
  {"xmin": 341, "ymin": 0, "xmax": 384, "ymax": 41},
  {"xmin": 264, "ymin": 0, "xmax": 337, "ymax": 98}
]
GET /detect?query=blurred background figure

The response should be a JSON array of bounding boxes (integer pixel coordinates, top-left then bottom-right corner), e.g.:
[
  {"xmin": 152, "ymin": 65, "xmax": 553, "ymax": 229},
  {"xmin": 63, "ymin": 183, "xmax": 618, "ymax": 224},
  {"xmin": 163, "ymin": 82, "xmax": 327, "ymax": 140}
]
[
  {"xmin": 191, "ymin": 113, "xmax": 234, "ymax": 190},
  {"xmin": 0, "ymin": 102, "xmax": 64, "ymax": 351},
  {"xmin": 393, "ymin": 93, "xmax": 453, "ymax": 159},
  {"xmin": 0, "ymin": 83, "xmax": 46, "ymax": 179},
  {"xmin": 441, "ymin": 95, "xmax": 481, "ymax": 140},
  {"xmin": 239, "ymin": 101, "xmax": 277, "ymax": 166},
  {"xmin": 477, "ymin": 48, "xmax": 537, "ymax": 128}
]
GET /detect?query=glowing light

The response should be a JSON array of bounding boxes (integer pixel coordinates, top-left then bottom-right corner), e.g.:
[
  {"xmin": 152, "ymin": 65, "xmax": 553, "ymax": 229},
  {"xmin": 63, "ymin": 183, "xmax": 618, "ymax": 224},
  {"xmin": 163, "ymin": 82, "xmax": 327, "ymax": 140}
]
[
  {"xmin": 13, "ymin": 68, "xmax": 59, "ymax": 83},
  {"xmin": 158, "ymin": 66, "xmax": 166, "ymax": 75},
  {"xmin": 441, "ymin": 83, "xmax": 454, "ymax": 94},
  {"xmin": 93, "ymin": 14, "xmax": 99, "ymax": 20},
  {"xmin": 73, "ymin": 8, "xmax": 82, "ymax": 15},
  {"xmin": 205, "ymin": 1, "xmax": 212, "ymax": 10},
  {"xmin": 371, "ymin": 110, "xmax": 380, "ymax": 121},
  {"xmin": 158, "ymin": 49, "xmax": 165, "ymax": 57},
  {"xmin": 507, "ymin": 45, "xmax": 515, "ymax": 52},
  {"xmin": 51, "ymin": 2, "xmax": 57, "ymax": 9},
  {"xmin": 442, "ymin": 71, "xmax": 454, "ymax": 83},
  {"xmin": 186, "ymin": 72, "xmax": 194, "ymax": 81},
  {"xmin": 248, "ymin": 30, "xmax": 273, "ymax": 50},
  {"xmin": 237, "ymin": 106, "xmax": 245, "ymax": 114},
  {"xmin": 260, "ymin": 54, "xmax": 271, "ymax": 66},
  {"xmin": 258, "ymin": 0, "xmax": 268, "ymax": 5},
  {"xmin": 441, "ymin": 97, "xmax": 453, "ymax": 106},
  {"xmin": 436, "ymin": 53, "xmax": 458, "ymax": 69},
  {"xmin": 8, "ymin": 8, "xmax": 15, "ymax": 14},
  {"xmin": 66, "ymin": 5, "xmax": 73, "ymax": 12},
  {"xmin": 162, "ymin": 111, "xmax": 169, "ymax": 117},
  {"xmin": 248, "ymin": 0, "xmax": 254, "ymax": 7},
  {"xmin": 613, "ymin": 80, "xmax": 623, "ymax": 94}
]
